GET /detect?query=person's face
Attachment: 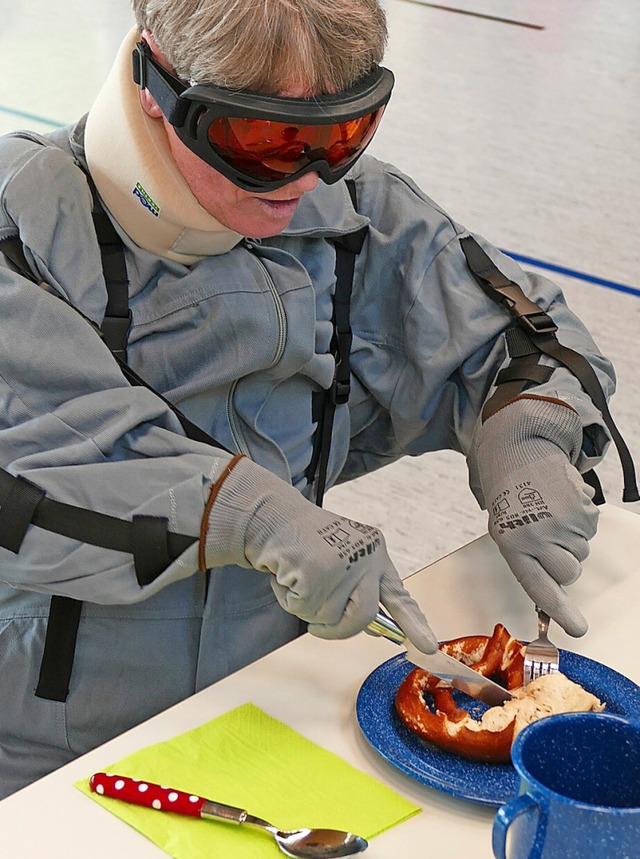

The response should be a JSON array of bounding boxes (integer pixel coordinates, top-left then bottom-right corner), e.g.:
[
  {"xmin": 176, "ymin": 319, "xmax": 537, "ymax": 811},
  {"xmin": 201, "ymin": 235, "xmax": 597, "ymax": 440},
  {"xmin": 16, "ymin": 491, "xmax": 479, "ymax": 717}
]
[
  {"xmin": 138, "ymin": 34, "xmax": 324, "ymax": 237},
  {"xmin": 160, "ymin": 102, "xmax": 321, "ymax": 238}
]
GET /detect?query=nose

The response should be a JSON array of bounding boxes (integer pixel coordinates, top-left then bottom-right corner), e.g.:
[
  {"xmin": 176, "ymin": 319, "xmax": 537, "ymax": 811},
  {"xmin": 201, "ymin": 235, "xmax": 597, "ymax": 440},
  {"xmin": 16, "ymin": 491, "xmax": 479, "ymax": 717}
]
[{"xmin": 288, "ymin": 171, "xmax": 320, "ymax": 194}]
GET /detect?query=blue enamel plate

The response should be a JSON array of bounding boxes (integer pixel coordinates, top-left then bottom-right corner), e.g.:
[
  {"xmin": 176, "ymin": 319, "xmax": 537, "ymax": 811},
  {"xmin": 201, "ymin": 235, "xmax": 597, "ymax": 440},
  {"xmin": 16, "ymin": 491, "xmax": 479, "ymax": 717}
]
[{"xmin": 356, "ymin": 650, "xmax": 640, "ymax": 806}]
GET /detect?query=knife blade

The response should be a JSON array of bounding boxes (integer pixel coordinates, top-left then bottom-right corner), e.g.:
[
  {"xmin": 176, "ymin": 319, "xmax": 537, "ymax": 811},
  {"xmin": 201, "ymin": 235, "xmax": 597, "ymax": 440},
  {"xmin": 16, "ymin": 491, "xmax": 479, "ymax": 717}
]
[
  {"xmin": 367, "ymin": 610, "xmax": 513, "ymax": 707},
  {"xmin": 403, "ymin": 639, "xmax": 513, "ymax": 706}
]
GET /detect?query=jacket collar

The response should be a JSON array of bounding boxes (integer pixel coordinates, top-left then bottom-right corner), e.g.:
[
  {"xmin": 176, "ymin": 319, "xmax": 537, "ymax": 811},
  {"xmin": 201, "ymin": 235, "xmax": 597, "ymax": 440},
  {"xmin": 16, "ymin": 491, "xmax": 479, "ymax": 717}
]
[{"xmin": 279, "ymin": 173, "xmax": 370, "ymax": 239}]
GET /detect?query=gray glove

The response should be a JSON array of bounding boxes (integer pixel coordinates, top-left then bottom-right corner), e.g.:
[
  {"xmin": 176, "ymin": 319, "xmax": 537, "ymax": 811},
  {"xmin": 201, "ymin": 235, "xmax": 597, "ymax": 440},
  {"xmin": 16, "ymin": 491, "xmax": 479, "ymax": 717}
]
[
  {"xmin": 470, "ymin": 397, "xmax": 599, "ymax": 637},
  {"xmin": 204, "ymin": 457, "xmax": 438, "ymax": 652}
]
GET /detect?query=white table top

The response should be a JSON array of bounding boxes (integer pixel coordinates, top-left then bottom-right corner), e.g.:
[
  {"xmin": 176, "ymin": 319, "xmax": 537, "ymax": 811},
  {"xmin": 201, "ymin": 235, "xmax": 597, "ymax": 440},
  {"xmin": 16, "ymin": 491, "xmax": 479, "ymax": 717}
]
[{"xmin": 1, "ymin": 503, "xmax": 638, "ymax": 858}]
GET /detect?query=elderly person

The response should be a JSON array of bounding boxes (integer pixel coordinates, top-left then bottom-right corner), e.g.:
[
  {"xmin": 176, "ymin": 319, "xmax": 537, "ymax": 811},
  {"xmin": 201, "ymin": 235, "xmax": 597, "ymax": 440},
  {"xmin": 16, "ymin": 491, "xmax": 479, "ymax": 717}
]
[{"xmin": 0, "ymin": 0, "xmax": 630, "ymax": 798}]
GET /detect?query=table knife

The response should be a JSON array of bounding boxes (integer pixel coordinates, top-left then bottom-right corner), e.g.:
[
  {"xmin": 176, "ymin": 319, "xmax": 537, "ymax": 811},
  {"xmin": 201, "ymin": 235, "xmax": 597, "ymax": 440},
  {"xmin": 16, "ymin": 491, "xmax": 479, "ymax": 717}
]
[{"xmin": 367, "ymin": 609, "xmax": 513, "ymax": 707}]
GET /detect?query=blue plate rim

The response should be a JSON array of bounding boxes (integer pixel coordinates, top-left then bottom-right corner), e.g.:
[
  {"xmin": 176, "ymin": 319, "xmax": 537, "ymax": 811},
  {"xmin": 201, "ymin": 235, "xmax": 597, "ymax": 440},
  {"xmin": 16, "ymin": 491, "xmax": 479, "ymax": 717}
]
[{"xmin": 356, "ymin": 649, "xmax": 640, "ymax": 807}]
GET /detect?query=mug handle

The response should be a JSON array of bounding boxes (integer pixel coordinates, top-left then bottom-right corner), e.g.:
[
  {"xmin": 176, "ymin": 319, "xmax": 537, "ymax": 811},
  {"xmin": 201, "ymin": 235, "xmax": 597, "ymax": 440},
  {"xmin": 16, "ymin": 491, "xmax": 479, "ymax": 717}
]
[{"xmin": 492, "ymin": 793, "xmax": 544, "ymax": 859}]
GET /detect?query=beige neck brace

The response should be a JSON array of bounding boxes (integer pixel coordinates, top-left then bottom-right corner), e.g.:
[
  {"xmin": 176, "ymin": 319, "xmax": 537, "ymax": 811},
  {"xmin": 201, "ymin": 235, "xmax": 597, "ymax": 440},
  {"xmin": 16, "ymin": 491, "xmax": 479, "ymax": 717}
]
[{"xmin": 84, "ymin": 28, "xmax": 242, "ymax": 264}]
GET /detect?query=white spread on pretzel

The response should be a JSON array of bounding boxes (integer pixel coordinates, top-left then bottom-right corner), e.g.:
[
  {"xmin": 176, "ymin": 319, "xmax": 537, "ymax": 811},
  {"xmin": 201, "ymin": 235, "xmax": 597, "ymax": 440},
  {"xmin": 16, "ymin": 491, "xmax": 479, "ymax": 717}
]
[{"xmin": 467, "ymin": 672, "xmax": 605, "ymax": 737}]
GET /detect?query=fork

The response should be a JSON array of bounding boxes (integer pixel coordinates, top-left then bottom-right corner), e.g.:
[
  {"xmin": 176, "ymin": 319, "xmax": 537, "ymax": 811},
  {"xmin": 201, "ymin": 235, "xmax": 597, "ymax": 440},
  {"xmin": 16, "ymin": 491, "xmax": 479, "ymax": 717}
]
[{"xmin": 523, "ymin": 607, "xmax": 560, "ymax": 686}]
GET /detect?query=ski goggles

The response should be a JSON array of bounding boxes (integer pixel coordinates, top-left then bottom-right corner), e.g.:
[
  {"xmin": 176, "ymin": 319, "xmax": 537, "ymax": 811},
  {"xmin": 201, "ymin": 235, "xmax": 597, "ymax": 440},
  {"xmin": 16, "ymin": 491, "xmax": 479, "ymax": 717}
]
[{"xmin": 132, "ymin": 41, "xmax": 393, "ymax": 192}]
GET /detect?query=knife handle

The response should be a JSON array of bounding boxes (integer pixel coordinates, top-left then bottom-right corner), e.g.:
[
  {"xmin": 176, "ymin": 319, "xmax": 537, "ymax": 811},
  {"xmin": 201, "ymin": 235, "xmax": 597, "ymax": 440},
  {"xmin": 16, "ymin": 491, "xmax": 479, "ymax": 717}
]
[
  {"xmin": 367, "ymin": 609, "xmax": 406, "ymax": 643},
  {"xmin": 90, "ymin": 772, "xmax": 206, "ymax": 817}
]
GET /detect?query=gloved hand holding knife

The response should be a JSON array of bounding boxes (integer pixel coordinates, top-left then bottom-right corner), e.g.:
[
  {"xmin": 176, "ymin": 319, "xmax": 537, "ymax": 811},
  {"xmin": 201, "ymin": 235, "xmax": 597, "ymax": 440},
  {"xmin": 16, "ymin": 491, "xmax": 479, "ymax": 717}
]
[{"xmin": 203, "ymin": 455, "xmax": 439, "ymax": 652}]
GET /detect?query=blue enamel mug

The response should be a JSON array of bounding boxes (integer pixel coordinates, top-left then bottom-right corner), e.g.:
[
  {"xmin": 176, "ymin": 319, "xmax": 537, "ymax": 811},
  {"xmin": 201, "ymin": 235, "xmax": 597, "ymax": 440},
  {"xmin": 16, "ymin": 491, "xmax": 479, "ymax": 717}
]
[{"xmin": 492, "ymin": 712, "xmax": 640, "ymax": 859}]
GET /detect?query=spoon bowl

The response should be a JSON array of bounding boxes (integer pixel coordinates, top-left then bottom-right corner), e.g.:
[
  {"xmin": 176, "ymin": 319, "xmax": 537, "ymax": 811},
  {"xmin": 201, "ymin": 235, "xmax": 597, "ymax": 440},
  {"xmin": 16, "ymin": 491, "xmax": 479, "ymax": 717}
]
[{"xmin": 272, "ymin": 825, "xmax": 368, "ymax": 858}]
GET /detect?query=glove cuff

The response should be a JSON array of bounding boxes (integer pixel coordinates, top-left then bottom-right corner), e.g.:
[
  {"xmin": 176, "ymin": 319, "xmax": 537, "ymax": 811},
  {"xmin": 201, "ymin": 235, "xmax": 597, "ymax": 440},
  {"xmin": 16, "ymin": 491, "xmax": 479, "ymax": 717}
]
[
  {"xmin": 202, "ymin": 457, "xmax": 314, "ymax": 570},
  {"xmin": 202, "ymin": 456, "xmax": 273, "ymax": 569},
  {"xmin": 475, "ymin": 396, "xmax": 584, "ymax": 471}
]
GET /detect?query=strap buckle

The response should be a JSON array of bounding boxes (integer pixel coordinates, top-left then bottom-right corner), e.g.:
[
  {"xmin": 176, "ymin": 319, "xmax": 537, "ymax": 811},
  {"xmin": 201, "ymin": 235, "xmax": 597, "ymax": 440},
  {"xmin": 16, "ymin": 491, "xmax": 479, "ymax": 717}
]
[
  {"xmin": 518, "ymin": 310, "xmax": 558, "ymax": 336},
  {"xmin": 331, "ymin": 378, "xmax": 351, "ymax": 405},
  {"xmin": 101, "ymin": 311, "xmax": 133, "ymax": 358},
  {"xmin": 496, "ymin": 284, "xmax": 558, "ymax": 335}
]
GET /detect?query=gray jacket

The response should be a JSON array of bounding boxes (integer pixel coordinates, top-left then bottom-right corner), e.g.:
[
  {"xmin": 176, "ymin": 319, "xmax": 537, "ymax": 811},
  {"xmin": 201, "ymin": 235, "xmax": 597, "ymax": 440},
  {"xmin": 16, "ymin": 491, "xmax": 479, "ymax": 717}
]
[{"xmin": 0, "ymin": 120, "xmax": 613, "ymax": 796}]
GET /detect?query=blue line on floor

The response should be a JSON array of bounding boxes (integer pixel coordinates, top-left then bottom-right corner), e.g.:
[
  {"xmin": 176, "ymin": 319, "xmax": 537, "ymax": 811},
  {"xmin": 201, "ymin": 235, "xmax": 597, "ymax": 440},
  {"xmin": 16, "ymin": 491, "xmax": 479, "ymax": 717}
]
[
  {"xmin": 501, "ymin": 250, "xmax": 640, "ymax": 298},
  {"xmin": 0, "ymin": 104, "xmax": 66, "ymax": 128}
]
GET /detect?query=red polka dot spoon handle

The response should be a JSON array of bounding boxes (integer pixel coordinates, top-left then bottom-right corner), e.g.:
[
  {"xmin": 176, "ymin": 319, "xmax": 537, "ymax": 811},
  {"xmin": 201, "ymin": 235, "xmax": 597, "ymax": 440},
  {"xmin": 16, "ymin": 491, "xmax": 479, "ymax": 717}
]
[
  {"xmin": 90, "ymin": 772, "xmax": 213, "ymax": 817},
  {"xmin": 89, "ymin": 772, "xmax": 368, "ymax": 857}
]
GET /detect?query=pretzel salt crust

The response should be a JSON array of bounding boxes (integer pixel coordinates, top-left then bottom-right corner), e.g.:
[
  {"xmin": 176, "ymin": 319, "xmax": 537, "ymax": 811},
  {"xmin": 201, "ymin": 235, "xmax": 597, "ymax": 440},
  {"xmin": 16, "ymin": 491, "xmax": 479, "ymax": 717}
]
[{"xmin": 395, "ymin": 624, "xmax": 604, "ymax": 763}]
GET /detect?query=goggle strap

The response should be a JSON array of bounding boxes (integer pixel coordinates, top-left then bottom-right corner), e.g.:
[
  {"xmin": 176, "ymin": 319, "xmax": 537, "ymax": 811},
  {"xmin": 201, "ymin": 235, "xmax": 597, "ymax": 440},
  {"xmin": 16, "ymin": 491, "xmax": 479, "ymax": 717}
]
[
  {"xmin": 131, "ymin": 43, "xmax": 147, "ymax": 88},
  {"xmin": 132, "ymin": 42, "xmax": 190, "ymax": 128}
]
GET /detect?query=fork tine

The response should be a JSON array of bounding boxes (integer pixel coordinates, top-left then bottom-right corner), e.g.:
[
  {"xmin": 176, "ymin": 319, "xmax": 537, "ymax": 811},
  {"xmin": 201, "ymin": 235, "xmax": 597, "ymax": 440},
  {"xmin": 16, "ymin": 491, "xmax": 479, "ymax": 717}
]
[
  {"xmin": 527, "ymin": 661, "xmax": 557, "ymax": 682},
  {"xmin": 523, "ymin": 608, "xmax": 560, "ymax": 686}
]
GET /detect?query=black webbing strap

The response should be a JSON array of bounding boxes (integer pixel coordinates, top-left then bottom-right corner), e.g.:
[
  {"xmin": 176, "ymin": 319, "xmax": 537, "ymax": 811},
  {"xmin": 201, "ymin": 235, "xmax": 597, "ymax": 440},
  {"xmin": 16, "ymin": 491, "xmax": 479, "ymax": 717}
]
[
  {"xmin": 87, "ymin": 188, "xmax": 226, "ymax": 446},
  {"xmin": 0, "ymin": 470, "xmax": 196, "ymax": 560},
  {"xmin": 0, "ymin": 235, "xmax": 40, "ymax": 284},
  {"xmin": 92, "ymin": 208, "xmax": 131, "ymax": 358},
  {"xmin": 1, "ymin": 209, "xmax": 230, "ymax": 700},
  {"xmin": 34, "ymin": 596, "xmax": 83, "ymax": 702},
  {"xmin": 481, "ymin": 328, "xmax": 554, "ymax": 420},
  {"xmin": 306, "ymin": 180, "xmax": 367, "ymax": 506},
  {"xmin": 111, "ymin": 352, "xmax": 231, "ymax": 448},
  {"xmin": 460, "ymin": 235, "xmax": 639, "ymax": 503},
  {"xmin": 460, "ymin": 237, "xmax": 559, "ymax": 337},
  {"xmin": 132, "ymin": 515, "xmax": 173, "ymax": 585},
  {"xmin": 0, "ymin": 236, "xmax": 87, "ymax": 701},
  {"xmin": 0, "ymin": 475, "xmax": 45, "ymax": 552},
  {"xmin": 533, "ymin": 331, "xmax": 639, "ymax": 501},
  {"xmin": 581, "ymin": 468, "xmax": 606, "ymax": 506}
]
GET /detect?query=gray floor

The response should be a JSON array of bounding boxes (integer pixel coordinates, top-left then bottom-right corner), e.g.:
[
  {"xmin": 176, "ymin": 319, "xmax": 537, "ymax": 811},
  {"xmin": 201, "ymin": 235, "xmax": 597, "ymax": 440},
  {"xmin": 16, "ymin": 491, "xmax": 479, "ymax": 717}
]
[{"xmin": 0, "ymin": 0, "xmax": 638, "ymax": 576}]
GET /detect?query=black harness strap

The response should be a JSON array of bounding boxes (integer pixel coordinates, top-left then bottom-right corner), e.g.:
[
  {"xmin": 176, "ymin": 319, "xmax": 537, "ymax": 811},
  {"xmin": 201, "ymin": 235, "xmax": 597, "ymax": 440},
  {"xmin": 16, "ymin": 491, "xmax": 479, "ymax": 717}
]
[
  {"xmin": 1, "ymin": 180, "xmax": 366, "ymax": 698},
  {"xmin": 482, "ymin": 328, "xmax": 554, "ymax": 420},
  {"xmin": 581, "ymin": 468, "xmax": 606, "ymax": 506},
  {"xmin": 0, "ymin": 470, "xmax": 196, "ymax": 558},
  {"xmin": 0, "ymin": 227, "xmax": 222, "ymax": 701},
  {"xmin": 460, "ymin": 235, "xmax": 639, "ymax": 504},
  {"xmin": 34, "ymin": 596, "xmax": 83, "ymax": 702},
  {"xmin": 1, "ymin": 236, "xmax": 86, "ymax": 702},
  {"xmin": 0, "ymin": 235, "xmax": 40, "ymax": 284},
  {"xmin": 306, "ymin": 179, "xmax": 367, "ymax": 505},
  {"xmin": 530, "ymin": 332, "xmax": 639, "ymax": 500},
  {"xmin": 0, "ymin": 475, "xmax": 46, "ymax": 553},
  {"xmin": 0, "ymin": 471, "xmax": 198, "ymax": 703},
  {"xmin": 85, "ymin": 188, "xmax": 226, "ymax": 447},
  {"xmin": 132, "ymin": 515, "xmax": 174, "ymax": 586},
  {"xmin": 92, "ymin": 209, "xmax": 131, "ymax": 359}
]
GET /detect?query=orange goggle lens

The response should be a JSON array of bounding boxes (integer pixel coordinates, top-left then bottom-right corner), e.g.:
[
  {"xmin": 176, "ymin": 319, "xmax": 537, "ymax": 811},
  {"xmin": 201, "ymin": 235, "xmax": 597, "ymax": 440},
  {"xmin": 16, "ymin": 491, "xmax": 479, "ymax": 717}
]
[{"xmin": 206, "ymin": 107, "xmax": 385, "ymax": 182}]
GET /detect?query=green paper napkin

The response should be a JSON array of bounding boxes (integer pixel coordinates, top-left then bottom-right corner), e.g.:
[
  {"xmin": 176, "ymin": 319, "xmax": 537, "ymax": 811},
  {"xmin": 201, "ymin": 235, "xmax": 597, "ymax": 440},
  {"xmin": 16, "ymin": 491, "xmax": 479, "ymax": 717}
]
[{"xmin": 76, "ymin": 702, "xmax": 420, "ymax": 858}]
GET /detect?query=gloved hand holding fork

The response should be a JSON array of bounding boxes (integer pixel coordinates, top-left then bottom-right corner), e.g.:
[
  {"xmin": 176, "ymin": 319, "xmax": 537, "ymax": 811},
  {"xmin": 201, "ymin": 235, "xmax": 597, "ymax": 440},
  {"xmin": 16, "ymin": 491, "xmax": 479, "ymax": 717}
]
[{"xmin": 469, "ymin": 394, "xmax": 599, "ymax": 637}]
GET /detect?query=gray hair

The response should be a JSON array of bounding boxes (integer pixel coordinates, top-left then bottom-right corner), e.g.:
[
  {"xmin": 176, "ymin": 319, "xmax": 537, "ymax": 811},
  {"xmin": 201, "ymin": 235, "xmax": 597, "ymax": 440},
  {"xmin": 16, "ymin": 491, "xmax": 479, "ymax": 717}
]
[{"xmin": 130, "ymin": 0, "xmax": 388, "ymax": 92}]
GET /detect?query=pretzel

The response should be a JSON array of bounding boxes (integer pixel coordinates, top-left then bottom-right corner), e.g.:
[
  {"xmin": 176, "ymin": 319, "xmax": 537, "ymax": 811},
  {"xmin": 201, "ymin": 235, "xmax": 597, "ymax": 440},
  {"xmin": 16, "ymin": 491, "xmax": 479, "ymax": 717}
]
[{"xmin": 395, "ymin": 623, "xmax": 525, "ymax": 763}]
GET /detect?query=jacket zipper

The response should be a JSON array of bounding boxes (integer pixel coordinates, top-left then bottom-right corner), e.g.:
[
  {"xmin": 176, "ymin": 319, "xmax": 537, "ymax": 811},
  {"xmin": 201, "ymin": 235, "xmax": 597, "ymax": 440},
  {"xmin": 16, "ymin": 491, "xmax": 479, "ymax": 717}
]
[{"xmin": 225, "ymin": 251, "xmax": 288, "ymax": 454}]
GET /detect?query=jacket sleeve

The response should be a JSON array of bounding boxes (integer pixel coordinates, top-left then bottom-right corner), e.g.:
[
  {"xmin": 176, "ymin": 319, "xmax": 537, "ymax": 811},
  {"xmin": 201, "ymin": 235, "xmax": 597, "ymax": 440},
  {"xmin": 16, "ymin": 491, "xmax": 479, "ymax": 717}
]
[
  {"xmin": 0, "ymin": 134, "xmax": 233, "ymax": 605},
  {"xmin": 339, "ymin": 158, "xmax": 615, "ymax": 482}
]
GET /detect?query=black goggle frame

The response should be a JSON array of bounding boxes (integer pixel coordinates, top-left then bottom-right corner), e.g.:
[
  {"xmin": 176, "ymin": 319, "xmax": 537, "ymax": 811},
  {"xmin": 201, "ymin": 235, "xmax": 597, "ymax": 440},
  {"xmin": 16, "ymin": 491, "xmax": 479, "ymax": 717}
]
[{"xmin": 131, "ymin": 40, "xmax": 394, "ymax": 192}]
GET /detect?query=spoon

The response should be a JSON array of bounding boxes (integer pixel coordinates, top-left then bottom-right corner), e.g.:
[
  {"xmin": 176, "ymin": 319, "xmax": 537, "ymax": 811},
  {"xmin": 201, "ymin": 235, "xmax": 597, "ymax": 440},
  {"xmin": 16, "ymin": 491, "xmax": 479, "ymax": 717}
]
[{"xmin": 90, "ymin": 772, "xmax": 368, "ymax": 858}]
